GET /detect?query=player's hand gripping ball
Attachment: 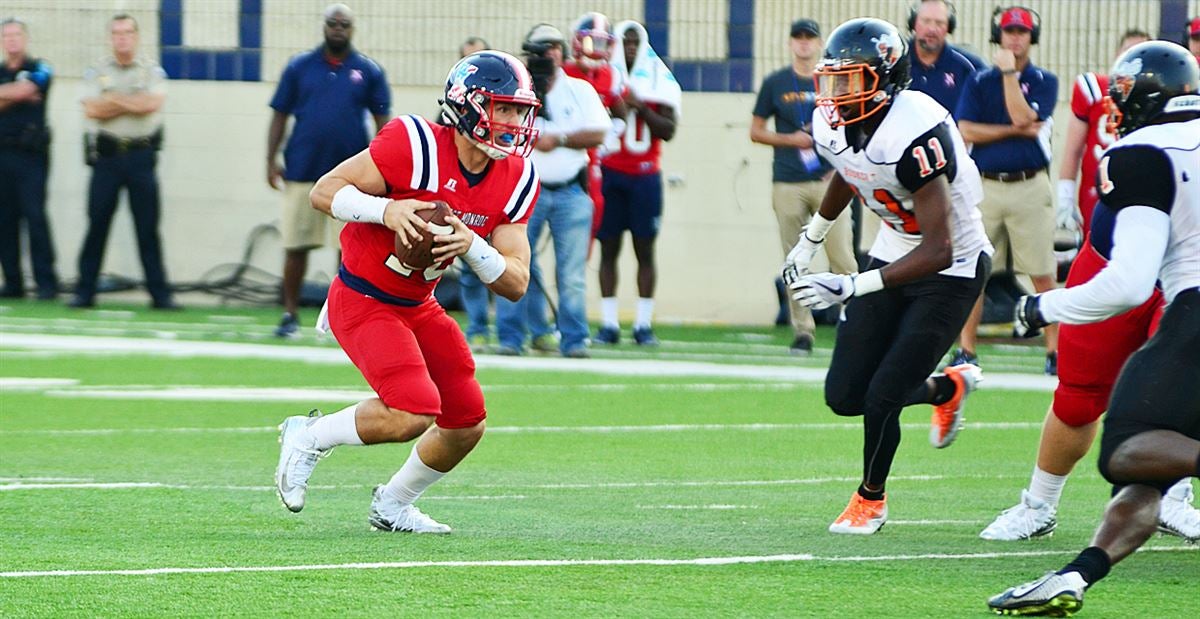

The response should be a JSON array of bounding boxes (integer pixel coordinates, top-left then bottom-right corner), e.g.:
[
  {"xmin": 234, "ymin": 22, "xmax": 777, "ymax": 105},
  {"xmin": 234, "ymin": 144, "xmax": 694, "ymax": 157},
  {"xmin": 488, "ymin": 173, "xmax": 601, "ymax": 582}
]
[{"xmin": 395, "ymin": 201, "xmax": 454, "ymax": 270}]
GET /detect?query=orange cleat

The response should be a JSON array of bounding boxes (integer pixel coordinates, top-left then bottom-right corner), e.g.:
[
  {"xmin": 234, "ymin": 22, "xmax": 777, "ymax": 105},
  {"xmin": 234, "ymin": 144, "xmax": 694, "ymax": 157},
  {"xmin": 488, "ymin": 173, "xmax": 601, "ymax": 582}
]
[
  {"xmin": 828, "ymin": 492, "xmax": 888, "ymax": 535},
  {"xmin": 930, "ymin": 363, "xmax": 982, "ymax": 449}
]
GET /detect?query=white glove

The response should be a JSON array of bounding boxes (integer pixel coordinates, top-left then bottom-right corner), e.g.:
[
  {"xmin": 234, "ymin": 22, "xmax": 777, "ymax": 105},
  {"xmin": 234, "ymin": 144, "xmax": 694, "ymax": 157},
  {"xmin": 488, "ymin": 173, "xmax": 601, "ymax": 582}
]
[
  {"xmin": 1013, "ymin": 294, "xmax": 1049, "ymax": 339},
  {"xmin": 1055, "ymin": 179, "xmax": 1081, "ymax": 232},
  {"xmin": 791, "ymin": 272, "xmax": 854, "ymax": 310},
  {"xmin": 784, "ymin": 232, "xmax": 822, "ymax": 277}
]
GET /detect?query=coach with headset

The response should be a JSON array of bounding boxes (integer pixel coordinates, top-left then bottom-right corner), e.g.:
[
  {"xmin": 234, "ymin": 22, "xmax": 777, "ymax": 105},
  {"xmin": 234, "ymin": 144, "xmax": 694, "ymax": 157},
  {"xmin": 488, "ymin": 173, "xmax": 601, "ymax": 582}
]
[
  {"xmin": 906, "ymin": 0, "xmax": 985, "ymax": 116},
  {"xmin": 954, "ymin": 6, "xmax": 1059, "ymax": 374}
]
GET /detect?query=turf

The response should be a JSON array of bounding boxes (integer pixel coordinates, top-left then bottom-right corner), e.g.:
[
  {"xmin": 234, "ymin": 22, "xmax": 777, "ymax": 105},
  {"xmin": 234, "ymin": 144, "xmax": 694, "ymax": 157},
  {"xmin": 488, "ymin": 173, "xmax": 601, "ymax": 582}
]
[{"xmin": 0, "ymin": 300, "xmax": 1194, "ymax": 617}]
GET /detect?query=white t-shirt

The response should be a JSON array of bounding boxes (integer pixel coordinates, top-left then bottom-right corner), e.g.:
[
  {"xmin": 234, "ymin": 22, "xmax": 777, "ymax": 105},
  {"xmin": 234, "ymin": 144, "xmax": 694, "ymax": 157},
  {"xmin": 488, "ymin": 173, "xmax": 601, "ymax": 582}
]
[{"xmin": 532, "ymin": 68, "xmax": 611, "ymax": 184}]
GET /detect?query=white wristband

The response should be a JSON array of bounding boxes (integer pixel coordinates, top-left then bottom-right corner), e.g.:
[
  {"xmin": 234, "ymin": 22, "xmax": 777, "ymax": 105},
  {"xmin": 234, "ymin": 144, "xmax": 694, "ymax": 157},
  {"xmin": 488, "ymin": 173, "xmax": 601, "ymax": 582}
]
[
  {"xmin": 462, "ymin": 232, "xmax": 508, "ymax": 284},
  {"xmin": 1056, "ymin": 179, "xmax": 1076, "ymax": 204},
  {"xmin": 852, "ymin": 269, "xmax": 885, "ymax": 297},
  {"xmin": 331, "ymin": 185, "xmax": 389, "ymax": 224},
  {"xmin": 803, "ymin": 212, "xmax": 836, "ymax": 243}
]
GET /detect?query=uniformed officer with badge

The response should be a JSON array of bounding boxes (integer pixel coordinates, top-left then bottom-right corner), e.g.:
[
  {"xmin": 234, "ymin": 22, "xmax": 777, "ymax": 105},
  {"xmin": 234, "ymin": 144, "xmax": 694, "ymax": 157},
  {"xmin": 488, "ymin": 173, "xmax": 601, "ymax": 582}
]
[{"xmin": 71, "ymin": 13, "xmax": 177, "ymax": 309}]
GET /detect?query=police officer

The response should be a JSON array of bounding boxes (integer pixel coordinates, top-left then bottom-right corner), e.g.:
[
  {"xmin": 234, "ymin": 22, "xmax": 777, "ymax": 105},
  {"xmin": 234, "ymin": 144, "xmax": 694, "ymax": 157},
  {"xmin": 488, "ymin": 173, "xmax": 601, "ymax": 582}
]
[
  {"xmin": 72, "ymin": 14, "xmax": 176, "ymax": 309},
  {"xmin": 0, "ymin": 17, "xmax": 58, "ymax": 300}
]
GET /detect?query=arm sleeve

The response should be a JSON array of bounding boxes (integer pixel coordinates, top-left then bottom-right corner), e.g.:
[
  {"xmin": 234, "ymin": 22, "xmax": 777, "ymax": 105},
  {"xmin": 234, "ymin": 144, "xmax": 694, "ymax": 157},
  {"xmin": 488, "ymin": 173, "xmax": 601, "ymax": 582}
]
[
  {"xmin": 147, "ymin": 65, "xmax": 167, "ymax": 96},
  {"xmin": 953, "ymin": 74, "xmax": 983, "ymax": 122},
  {"xmin": 1029, "ymin": 72, "xmax": 1058, "ymax": 120},
  {"xmin": 368, "ymin": 63, "xmax": 391, "ymax": 116},
  {"xmin": 367, "ymin": 118, "xmax": 413, "ymax": 192},
  {"xmin": 28, "ymin": 60, "xmax": 53, "ymax": 93},
  {"xmin": 1040, "ymin": 206, "xmax": 1169, "ymax": 324},
  {"xmin": 895, "ymin": 122, "xmax": 958, "ymax": 193},
  {"xmin": 752, "ymin": 75, "xmax": 775, "ymax": 118},
  {"xmin": 269, "ymin": 62, "xmax": 297, "ymax": 113}
]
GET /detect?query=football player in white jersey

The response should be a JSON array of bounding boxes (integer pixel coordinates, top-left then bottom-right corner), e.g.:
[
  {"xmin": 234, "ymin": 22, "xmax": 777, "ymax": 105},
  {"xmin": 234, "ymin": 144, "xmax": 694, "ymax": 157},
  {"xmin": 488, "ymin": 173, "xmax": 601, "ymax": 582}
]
[
  {"xmin": 781, "ymin": 18, "xmax": 994, "ymax": 535},
  {"xmin": 990, "ymin": 41, "xmax": 1200, "ymax": 616}
]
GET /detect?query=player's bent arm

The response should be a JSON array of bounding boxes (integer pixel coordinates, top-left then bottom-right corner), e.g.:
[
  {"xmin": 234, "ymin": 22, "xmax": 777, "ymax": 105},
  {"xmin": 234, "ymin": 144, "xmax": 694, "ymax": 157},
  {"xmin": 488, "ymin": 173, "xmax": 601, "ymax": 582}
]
[
  {"xmin": 310, "ymin": 150, "xmax": 433, "ymax": 246},
  {"xmin": 641, "ymin": 103, "xmax": 676, "ymax": 141},
  {"xmin": 1057, "ymin": 116, "xmax": 1087, "ymax": 182},
  {"xmin": 1039, "ymin": 206, "xmax": 1168, "ymax": 324},
  {"xmin": 815, "ymin": 171, "xmax": 855, "ymax": 221},
  {"xmin": 876, "ymin": 176, "xmax": 954, "ymax": 287},
  {"xmin": 481, "ymin": 223, "xmax": 531, "ymax": 302},
  {"xmin": 565, "ymin": 128, "xmax": 607, "ymax": 149}
]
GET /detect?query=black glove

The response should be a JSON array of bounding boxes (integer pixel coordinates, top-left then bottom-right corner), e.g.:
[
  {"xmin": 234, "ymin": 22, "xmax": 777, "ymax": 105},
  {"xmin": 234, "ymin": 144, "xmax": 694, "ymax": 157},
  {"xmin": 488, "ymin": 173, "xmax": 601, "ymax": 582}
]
[{"xmin": 1013, "ymin": 294, "xmax": 1049, "ymax": 339}]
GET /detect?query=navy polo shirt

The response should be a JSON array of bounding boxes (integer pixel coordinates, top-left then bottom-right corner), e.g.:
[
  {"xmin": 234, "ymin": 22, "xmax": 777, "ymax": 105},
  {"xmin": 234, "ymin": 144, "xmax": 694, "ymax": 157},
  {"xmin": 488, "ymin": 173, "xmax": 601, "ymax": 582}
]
[
  {"xmin": 908, "ymin": 43, "xmax": 984, "ymax": 117},
  {"xmin": 752, "ymin": 66, "xmax": 832, "ymax": 183},
  {"xmin": 0, "ymin": 56, "xmax": 52, "ymax": 139},
  {"xmin": 270, "ymin": 46, "xmax": 391, "ymax": 182},
  {"xmin": 956, "ymin": 63, "xmax": 1058, "ymax": 173}
]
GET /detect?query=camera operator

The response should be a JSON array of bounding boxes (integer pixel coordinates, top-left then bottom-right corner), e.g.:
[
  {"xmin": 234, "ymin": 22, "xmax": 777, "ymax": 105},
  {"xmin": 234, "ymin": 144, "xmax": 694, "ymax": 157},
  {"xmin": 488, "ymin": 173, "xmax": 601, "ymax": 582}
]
[{"xmin": 495, "ymin": 24, "xmax": 609, "ymax": 358}]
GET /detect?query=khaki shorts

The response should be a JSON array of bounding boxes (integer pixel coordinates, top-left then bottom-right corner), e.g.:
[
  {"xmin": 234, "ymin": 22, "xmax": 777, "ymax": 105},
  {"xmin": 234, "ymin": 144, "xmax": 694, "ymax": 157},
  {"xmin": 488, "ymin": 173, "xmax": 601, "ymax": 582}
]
[
  {"xmin": 979, "ymin": 175, "xmax": 1054, "ymax": 277},
  {"xmin": 281, "ymin": 181, "xmax": 342, "ymax": 250},
  {"xmin": 772, "ymin": 180, "xmax": 856, "ymax": 336}
]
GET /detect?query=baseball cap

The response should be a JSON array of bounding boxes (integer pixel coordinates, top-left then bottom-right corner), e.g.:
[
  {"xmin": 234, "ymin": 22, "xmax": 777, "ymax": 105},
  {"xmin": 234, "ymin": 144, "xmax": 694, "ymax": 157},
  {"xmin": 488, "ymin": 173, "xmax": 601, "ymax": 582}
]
[
  {"xmin": 526, "ymin": 23, "xmax": 565, "ymax": 44},
  {"xmin": 999, "ymin": 7, "xmax": 1034, "ymax": 31},
  {"xmin": 1188, "ymin": 16, "xmax": 1200, "ymax": 37},
  {"xmin": 790, "ymin": 19, "xmax": 820, "ymax": 38}
]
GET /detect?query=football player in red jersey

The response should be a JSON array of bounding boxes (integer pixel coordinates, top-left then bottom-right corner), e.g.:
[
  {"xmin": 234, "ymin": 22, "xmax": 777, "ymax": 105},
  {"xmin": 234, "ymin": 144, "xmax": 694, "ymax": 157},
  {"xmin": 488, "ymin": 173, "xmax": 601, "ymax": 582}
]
[
  {"xmin": 981, "ymin": 29, "xmax": 1199, "ymax": 543},
  {"xmin": 273, "ymin": 51, "xmax": 541, "ymax": 534}
]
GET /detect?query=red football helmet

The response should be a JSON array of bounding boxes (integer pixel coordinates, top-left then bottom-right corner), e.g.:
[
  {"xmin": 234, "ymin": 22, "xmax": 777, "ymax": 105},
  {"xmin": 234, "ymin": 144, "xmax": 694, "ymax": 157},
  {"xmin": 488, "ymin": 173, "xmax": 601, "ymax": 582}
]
[
  {"xmin": 572, "ymin": 12, "xmax": 616, "ymax": 66},
  {"xmin": 440, "ymin": 51, "xmax": 541, "ymax": 159}
]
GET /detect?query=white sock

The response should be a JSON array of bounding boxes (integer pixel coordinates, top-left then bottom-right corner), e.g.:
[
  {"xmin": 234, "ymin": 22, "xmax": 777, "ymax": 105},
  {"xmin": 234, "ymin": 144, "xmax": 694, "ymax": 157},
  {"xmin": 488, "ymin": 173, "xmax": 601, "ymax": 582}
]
[
  {"xmin": 1165, "ymin": 478, "xmax": 1194, "ymax": 501},
  {"xmin": 383, "ymin": 446, "xmax": 445, "ymax": 506},
  {"xmin": 634, "ymin": 297, "xmax": 655, "ymax": 329},
  {"xmin": 1028, "ymin": 466, "xmax": 1068, "ymax": 508},
  {"xmin": 600, "ymin": 297, "xmax": 619, "ymax": 329},
  {"xmin": 307, "ymin": 403, "xmax": 365, "ymax": 450}
]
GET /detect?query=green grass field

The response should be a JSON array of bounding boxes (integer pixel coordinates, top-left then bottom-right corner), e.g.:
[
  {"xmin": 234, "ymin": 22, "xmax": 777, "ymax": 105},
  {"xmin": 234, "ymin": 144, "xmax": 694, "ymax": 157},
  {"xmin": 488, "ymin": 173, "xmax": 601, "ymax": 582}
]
[{"xmin": 1, "ymin": 300, "xmax": 1194, "ymax": 617}]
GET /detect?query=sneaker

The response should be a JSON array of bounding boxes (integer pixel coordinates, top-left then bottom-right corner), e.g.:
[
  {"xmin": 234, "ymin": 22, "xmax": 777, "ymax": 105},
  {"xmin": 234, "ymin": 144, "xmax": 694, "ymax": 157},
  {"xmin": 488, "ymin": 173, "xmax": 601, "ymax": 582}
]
[
  {"xmin": 274, "ymin": 312, "xmax": 299, "ymax": 338},
  {"xmin": 594, "ymin": 326, "xmax": 620, "ymax": 345},
  {"xmin": 948, "ymin": 347, "xmax": 978, "ymax": 368},
  {"xmin": 274, "ymin": 411, "xmax": 331, "ymax": 513},
  {"xmin": 1045, "ymin": 352, "xmax": 1058, "ymax": 376},
  {"xmin": 980, "ymin": 490, "xmax": 1058, "ymax": 541},
  {"xmin": 789, "ymin": 333, "xmax": 814, "ymax": 356},
  {"xmin": 1158, "ymin": 483, "xmax": 1200, "ymax": 542},
  {"xmin": 562, "ymin": 347, "xmax": 591, "ymax": 359},
  {"xmin": 467, "ymin": 334, "xmax": 490, "ymax": 354},
  {"xmin": 828, "ymin": 492, "xmax": 888, "ymax": 535},
  {"xmin": 530, "ymin": 334, "xmax": 558, "ymax": 353},
  {"xmin": 930, "ymin": 363, "xmax": 983, "ymax": 449},
  {"xmin": 368, "ymin": 485, "xmax": 451, "ymax": 534},
  {"xmin": 632, "ymin": 326, "xmax": 659, "ymax": 347},
  {"xmin": 987, "ymin": 571, "xmax": 1085, "ymax": 616},
  {"xmin": 495, "ymin": 344, "xmax": 524, "ymax": 356}
]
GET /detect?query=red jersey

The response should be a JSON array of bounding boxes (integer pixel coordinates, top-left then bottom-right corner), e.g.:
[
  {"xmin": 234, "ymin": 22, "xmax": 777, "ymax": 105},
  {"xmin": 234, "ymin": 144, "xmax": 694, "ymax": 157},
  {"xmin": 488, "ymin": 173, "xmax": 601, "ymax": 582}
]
[
  {"xmin": 339, "ymin": 115, "xmax": 539, "ymax": 302},
  {"xmin": 564, "ymin": 62, "xmax": 626, "ymax": 109},
  {"xmin": 1069, "ymin": 72, "xmax": 1119, "ymax": 232},
  {"xmin": 602, "ymin": 102, "xmax": 666, "ymax": 175}
]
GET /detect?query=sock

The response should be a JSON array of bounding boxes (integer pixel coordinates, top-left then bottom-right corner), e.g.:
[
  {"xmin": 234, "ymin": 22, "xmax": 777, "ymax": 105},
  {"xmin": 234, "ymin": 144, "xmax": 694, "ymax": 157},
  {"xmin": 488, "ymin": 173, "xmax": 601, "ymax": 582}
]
[
  {"xmin": 857, "ymin": 483, "xmax": 885, "ymax": 502},
  {"xmin": 1058, "ymin": 546, "xmax": 1111, "ymax": 586},
  {"xmin": 600, "ymin": 297, "xmax": 619, "ymax": 329},
  {"xmin": 1165, "ymin": 478, "xmax": 1193, "ymax": 501},
  {"xmin": 1028, "ymin": 466, "xmax": 1068, "ymax": 508},
  {"xmin": 635, "ymin": 297, "xmax": 655, "ymax": 329},
  {"xmin": 928, "ymin": 375, "xmax": 956, "ymax": 405},
  {"xmin": 307, "ymin": 404, "xmax": 364, "ymax": 450},
  {"xmin": 383, "ymin": 446, "xmax": 445, "ymax": 506}
]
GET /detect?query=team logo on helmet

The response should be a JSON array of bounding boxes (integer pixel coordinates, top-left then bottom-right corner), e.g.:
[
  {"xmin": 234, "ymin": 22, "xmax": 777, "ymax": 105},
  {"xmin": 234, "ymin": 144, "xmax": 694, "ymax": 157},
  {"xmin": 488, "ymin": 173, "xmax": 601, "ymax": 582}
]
[
  {"xmin": 871, "ymin": 32, "xmax": 902, "ymax": 69},
  {"xmin": 1112, "ymin": 57, "xmax": 1141, "ymax": 99}
]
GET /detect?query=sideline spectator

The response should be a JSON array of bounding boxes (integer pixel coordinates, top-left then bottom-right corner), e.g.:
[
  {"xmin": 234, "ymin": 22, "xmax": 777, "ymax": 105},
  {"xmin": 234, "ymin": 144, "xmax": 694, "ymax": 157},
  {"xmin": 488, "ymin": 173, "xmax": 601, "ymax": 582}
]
[
  {"xmin": 0, "ymin": 17, "xmax": 57, "ymax": 300},
  {"xmin": 266, "ymin": 3, "xmax": 390, "ymax": 336},
  {"xmin": 72, "ymin": 14, "xmax": 177, "ymax": 310}
]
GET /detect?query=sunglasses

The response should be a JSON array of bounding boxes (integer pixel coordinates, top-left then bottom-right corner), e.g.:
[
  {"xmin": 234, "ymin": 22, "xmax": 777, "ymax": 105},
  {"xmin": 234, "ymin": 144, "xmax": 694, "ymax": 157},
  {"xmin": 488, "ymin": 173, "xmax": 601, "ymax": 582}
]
[{"xmin": 325, "ymin": 18, "xmax": 353, "ymax": 29}]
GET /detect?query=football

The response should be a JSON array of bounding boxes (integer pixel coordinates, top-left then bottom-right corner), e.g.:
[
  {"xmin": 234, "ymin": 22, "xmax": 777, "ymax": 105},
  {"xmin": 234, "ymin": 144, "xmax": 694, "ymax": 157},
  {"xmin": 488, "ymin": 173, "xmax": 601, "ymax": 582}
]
[{"xmin": 394, "ymin": 201, "xmax": 455, "ymax": 270}]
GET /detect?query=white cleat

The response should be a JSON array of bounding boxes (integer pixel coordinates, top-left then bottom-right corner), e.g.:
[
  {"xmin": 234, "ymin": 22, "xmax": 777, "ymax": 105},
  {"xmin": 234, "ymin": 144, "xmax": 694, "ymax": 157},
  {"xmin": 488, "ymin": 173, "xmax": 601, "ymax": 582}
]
[
  {"xmin": 980, "ymin": 490, "xmax": 1058, "ymax": 541},
  {"xmin": 930, "ymin": 363, "xmax": 982, "ymax": 448},
  {"xmin": 368, "ymin": 486, "xmax": 451, "ymax": 534},
  {"xmin": 988, "ymin": 571, "xmax": 1085, "ymax": 616},
  {"xmin": 1158, "ymin": 481, "xmax": 1200, "ymax": 542},
  {"xmin": 274, "ymin": 411, "xmax": 331, "ymax": 513}
]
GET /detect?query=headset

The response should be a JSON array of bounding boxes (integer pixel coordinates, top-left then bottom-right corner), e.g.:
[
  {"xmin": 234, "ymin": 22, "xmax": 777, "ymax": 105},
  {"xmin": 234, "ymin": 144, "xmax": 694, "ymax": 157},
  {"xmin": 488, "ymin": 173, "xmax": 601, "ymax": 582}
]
[
  {"xmin": 907, "ymin": 0, "xmax": 957, "ymax": 35},
  {"xmin": 990, "ymin": 6, "xmax": 1041, "ymax": 45}
]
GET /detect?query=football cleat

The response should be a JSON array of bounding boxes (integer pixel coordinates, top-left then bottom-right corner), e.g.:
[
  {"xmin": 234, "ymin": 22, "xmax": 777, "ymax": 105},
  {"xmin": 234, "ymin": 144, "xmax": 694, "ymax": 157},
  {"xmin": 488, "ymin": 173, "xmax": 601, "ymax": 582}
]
[
  {"xmin": 594, "ymin": 326, "xmax": 620, "ymax": 345},
  {"xmin": 632, "ymin": 326, "xmax": 659, "ymax": 347},
  {"xmin": 980, "ymin": 490, "xmax": 1058, "ymax": 541},
  {"xmin": 829, "ymin": 492, "xmax": 888, "ymax": 535},
  {"xmin": 987, "ymin": 571, "xmax": 1086, "ymax": 616},
  {"xmin": 930, "ymin": 363, "xmax": 982, "ymax": 448},
  {"xmin": 274, "ymin": 312, "xmax": 299, "ymax": 338},
  {"xmin": 1158, "ymin": 482, "xmax": 1200, "ymax": 542},
  {"xmin": 368, "ymin": 485, "xmax": 452, "ymax": 534},
  {"xmin": 274, "ymin": 411, "xmax": 331, "ymax": 513}
]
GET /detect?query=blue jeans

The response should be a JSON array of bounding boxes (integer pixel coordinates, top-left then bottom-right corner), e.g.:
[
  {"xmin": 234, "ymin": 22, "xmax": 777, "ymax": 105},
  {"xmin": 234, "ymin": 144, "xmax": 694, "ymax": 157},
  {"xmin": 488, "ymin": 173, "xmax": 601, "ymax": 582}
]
[
  {"xmin": 496, "ymin": 183, "xmax": 593, "ymax": 353},
  {"xmin": 458, "ymin": 267, "xmax": 491, "ymax": 338}
]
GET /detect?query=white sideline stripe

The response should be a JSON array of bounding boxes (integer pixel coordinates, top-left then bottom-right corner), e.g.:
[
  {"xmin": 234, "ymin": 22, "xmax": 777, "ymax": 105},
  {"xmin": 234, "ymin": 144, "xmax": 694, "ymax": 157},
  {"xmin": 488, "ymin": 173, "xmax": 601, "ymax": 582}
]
[
  {"xmin": 2, "ymin": 547, "xmax": 1193, "ymax": 579},
  {"xmin": 889, "ymin": 519, "xmax": 981, "ymax": 525},
  {"xmin": 0, "ymin": 476, "xmax": 93, "ymax": 482},
  {"xmin": 0, "ymin": 482, "xmax": 523, "ymax": 501},
  {"xmin": 0, "ymin": 422, "xmax": 1042, "ymax": 436},
  {"xmin": 636, "ymin": 504, "xmax": 759, "ymax": 510},
  {"xmin": 0, "ymin": 377, "xmax": 80, "ymax": 390},
  {"xmin": 0, "ymin": 333, "xmax": 1058, "ymax": 391},
  {"xmin": 480, "ymin": 474, "xmax": 955, "ymax": 489}
]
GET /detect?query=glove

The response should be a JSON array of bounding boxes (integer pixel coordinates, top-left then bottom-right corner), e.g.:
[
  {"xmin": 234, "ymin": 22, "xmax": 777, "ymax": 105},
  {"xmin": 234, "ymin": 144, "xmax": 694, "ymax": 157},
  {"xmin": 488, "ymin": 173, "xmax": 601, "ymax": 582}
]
[
  {"xmin": 791, "ymin": 272, "xmax": 854, "ymax": 310},
  {"xmin": 784, "ymin": 232, "xmax": 822, "ymax": 279},
  {"xmin": 1055, "ymin": 179, "xmax": 1081, "ymax": 232},
  {"xmin": 1013, "ymin": 294, "xmax": 1050, "ymax": 339}
]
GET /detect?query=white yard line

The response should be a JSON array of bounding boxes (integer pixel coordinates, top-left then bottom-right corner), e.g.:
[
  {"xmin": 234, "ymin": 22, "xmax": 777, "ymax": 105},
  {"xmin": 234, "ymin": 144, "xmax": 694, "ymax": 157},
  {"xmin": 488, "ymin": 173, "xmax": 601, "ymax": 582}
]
[
  {"xmin": 636, "ymin": 504, "xmax": 760, "ymax": 510},
  {"xmin": 1, "ymin": 546, "xmax": 1192, "ymax": 579}
]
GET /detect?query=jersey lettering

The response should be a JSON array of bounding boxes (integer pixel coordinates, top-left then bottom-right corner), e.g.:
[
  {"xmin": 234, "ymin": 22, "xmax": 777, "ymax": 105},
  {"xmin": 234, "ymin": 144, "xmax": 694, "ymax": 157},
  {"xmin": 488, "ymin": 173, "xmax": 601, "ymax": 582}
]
[
  {"xmin": 385, "ymin": 254, "xmax": 453, "ymax": 282},
  {"xmin": 911, "ymin": 137, "xmax": 948, "ymax": 178},
  {"xmin": 622, "ymin": 114, "xmax": 652, "ymax": 155},
  {"xmin": 1097, "ymin": 156, "xmax": 1114, "ymax": 194}
]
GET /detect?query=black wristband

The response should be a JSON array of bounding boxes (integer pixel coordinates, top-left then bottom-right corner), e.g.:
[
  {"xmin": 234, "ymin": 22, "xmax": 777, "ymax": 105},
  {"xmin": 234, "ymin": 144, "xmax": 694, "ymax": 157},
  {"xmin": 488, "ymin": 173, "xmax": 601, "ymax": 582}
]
[{"xmin": 1001, "ymin": 69, "xmax": 1018, "ymax": 76}]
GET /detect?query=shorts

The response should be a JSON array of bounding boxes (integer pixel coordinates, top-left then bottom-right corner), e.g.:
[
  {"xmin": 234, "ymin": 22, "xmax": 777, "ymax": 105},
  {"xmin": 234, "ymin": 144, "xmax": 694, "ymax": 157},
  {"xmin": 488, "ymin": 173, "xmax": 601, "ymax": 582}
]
[
  {"xmin": 980, "ymin": 174, "xmax": 1055, "ymax": 277},
  {"xmin": 1053, "ymin": 241, "xmax": 1164, "ymax": 426},
  {"xmin": 281, "ymin": 181, "xmax": 342, "ymax": 250},
  {"xmin": 596, "ymin": 168, "xmax": 663, "ymax": 240},
  {"xmin": 326, "ymin": 278, "xmax": 486, "ymax": 429},
  {"xmin": 1098, "ymin": 288, "xmax": 1200, "ymax": 489}
]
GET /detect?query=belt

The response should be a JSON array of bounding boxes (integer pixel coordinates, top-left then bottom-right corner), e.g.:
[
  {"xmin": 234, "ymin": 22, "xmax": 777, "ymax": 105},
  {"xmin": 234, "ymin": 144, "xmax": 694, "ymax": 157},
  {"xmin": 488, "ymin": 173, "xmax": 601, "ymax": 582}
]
[
  {"xmin": 541, "ymin": 178, "xmax": 579, "ymax": 191},
  {"xmin": 981, "ymin": 168, "xmax": 1043, "ymax": 183}
]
